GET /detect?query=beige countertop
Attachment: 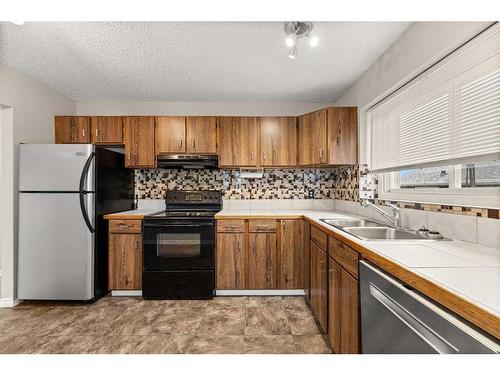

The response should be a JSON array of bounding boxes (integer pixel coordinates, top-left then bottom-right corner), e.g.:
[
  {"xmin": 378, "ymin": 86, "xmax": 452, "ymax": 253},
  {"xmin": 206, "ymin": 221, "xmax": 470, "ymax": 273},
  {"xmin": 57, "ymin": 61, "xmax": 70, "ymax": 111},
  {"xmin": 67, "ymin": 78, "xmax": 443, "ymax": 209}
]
[
  {"xmin": 216, "ymin": 208, "xmax": 500, "ymax": 337},
  {"xmin": 103, "ymin": 209, "xmax": 163, "ymax": 220}
]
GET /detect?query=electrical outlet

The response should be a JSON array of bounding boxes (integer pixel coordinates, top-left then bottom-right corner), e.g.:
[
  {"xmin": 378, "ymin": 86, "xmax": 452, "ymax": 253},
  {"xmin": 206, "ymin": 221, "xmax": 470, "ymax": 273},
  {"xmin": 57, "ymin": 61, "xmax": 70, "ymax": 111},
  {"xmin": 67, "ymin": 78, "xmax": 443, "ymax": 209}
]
[{"xmin": 308, "ymin": 189, "xmax": 315, "ymax": 199}]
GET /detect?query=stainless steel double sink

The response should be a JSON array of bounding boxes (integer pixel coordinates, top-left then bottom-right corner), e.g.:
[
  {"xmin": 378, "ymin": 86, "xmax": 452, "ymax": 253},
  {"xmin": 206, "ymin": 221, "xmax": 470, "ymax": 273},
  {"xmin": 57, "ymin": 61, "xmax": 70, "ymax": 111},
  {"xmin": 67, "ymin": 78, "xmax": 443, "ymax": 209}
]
[{"xmin": 320, "ymin": 219, "xmax": 430, "ymax": 241}]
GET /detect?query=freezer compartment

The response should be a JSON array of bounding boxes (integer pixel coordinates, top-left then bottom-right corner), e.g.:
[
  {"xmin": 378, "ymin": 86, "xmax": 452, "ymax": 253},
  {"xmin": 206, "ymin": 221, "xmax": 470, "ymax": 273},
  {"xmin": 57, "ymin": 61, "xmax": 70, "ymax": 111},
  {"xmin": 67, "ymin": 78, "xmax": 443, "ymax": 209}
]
[
  {"xmin": 360, "ymin": 261, "xmax": 500, "ymax": 354},
  {"xmin": 19, "ymin": 144, "xmax": 94, "ymax": 192},
  {"xmin": 18, "ymin": 193, "xmax": 95, "ymax": 300}
]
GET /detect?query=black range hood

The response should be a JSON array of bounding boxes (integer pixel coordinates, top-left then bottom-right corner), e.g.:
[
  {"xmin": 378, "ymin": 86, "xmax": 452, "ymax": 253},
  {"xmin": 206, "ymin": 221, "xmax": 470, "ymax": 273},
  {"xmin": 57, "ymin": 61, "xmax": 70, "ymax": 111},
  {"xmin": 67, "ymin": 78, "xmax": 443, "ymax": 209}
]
[{"xmin": 157, "ymin": 154, "xmax": 218, "ymax": 169}]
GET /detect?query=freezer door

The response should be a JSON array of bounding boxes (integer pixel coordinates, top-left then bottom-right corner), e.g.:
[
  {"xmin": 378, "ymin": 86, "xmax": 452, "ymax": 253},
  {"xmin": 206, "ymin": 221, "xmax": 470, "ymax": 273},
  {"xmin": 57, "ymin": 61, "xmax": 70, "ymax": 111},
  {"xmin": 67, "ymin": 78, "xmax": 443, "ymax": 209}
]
[
  {"xmin": 18, "ymin": 192, "xmax": 95, "ymax": 300},
  {"xmin": 19, "ymin": 144, "xmax": 94, "ymax": 192}
]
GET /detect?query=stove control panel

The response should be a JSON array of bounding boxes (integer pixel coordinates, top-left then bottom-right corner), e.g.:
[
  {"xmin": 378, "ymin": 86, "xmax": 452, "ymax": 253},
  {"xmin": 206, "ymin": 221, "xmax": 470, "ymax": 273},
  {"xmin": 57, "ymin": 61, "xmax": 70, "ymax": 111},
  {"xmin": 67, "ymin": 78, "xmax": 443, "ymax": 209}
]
[{"xmin": 166, "ymin": 190, "xmax": 221, "ymax": 205}]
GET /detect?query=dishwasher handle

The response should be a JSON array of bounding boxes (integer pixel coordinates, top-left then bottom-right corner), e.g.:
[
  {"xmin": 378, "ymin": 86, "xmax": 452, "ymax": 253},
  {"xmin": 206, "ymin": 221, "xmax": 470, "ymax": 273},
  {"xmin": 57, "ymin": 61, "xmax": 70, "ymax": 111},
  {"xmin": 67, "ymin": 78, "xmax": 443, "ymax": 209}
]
[{"xmin": 369, "ymin": 283, "xmax": 458, "ymax": 354}]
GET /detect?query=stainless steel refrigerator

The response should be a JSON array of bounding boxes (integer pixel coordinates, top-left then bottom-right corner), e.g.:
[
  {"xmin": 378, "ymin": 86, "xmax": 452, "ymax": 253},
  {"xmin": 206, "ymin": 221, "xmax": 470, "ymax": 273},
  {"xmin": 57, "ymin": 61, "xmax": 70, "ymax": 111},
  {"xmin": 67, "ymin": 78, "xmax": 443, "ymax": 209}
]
[{"xmin": 18, "ymin": 144, "xmax": 135, "ymax": 301}]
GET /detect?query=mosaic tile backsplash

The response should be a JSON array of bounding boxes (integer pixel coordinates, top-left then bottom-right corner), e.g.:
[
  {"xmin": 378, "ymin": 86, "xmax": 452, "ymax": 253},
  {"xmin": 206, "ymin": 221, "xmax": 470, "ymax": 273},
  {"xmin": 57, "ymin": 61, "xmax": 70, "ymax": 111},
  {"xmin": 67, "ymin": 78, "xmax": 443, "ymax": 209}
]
[{"xmin": 135, "ymin": 167, "xmax": 359, "ymax": 200}]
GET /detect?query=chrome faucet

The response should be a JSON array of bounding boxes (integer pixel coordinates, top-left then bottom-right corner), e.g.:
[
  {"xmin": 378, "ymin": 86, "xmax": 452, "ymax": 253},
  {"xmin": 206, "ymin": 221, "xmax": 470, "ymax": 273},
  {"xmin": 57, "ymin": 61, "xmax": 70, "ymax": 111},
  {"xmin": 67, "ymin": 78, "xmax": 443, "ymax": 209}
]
[{"xmin": 361, "ymin": 200, "xmax": 401, "ymax": 228}]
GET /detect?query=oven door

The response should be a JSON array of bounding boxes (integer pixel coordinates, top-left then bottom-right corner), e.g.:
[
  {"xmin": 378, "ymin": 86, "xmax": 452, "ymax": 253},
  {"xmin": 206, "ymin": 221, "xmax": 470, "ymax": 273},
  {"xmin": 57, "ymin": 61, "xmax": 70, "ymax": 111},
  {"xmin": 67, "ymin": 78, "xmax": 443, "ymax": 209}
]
[{"xmin": 143, "ymin": 219, "xmax": 215, "ymax": 270}]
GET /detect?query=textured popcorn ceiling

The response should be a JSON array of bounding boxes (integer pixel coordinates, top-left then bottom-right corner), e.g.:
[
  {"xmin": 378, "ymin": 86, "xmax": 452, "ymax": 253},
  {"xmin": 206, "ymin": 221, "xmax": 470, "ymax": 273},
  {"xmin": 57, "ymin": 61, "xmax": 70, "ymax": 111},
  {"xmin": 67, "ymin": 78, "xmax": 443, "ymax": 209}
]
[{"xmin": 0, "ymin": 22, "xmax": 409, "ymax": 102}]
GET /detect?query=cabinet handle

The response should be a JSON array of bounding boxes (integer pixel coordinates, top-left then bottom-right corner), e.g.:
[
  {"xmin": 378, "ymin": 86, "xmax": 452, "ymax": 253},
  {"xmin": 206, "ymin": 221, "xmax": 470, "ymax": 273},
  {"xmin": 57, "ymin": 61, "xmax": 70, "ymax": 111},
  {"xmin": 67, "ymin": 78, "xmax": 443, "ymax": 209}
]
[
  {"xmin": 192, "ymin": 140, "xmax": 196, "ymax": 148},
  {"xmin": 250, "ymin": 152, "xmax": 254, "ymax": 161},
  {"xmin": 95, "ymin": 128, "xmax": 98, "ymax": 138},
  {"xmin": 179, "ymin": 139, "xmax": 183, "ymax": 149},
  {"xmin": 320, "ymin": 260, "xmax": 326, "ymax": 272},
  {"xmin": 257, "ymin": 225, "xmax": 268, "ymax": 229},
  {"xmin": 82, "ymin": 128, "xmax": 86, "ymax": 137}
]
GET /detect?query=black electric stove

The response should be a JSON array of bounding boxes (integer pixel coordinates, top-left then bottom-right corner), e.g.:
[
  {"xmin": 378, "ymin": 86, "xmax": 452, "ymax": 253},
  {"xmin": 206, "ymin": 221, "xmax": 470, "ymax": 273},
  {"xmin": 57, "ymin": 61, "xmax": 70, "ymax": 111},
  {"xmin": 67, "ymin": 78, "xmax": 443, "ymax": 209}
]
[{"xmin": 142, "ymin": 190, "xmax": 222, "ymax": 300}]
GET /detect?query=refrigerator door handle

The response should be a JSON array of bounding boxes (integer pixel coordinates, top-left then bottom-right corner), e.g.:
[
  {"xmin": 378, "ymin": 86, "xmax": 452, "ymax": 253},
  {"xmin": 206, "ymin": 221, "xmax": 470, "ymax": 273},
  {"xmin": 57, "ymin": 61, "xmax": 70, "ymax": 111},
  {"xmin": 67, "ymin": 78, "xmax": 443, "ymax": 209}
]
[{"xmin": 79, "ymin": 151, "xmax": 95, "ymax": 233}]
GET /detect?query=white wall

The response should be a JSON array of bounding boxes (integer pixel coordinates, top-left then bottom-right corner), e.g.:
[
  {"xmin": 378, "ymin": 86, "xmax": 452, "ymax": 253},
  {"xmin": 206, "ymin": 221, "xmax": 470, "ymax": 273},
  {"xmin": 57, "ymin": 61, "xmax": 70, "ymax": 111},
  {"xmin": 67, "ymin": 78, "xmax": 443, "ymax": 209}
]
[
  {"xmin": 76, "ymin": 101, "xmax": 330, "ymax": 117},
  {"xmin": 0, "ymin": 64, "xmax": 75, "ymax": 301},
  {"xmin": 334, "ymin": 21, "xmax": 494, "ymax": 164}
]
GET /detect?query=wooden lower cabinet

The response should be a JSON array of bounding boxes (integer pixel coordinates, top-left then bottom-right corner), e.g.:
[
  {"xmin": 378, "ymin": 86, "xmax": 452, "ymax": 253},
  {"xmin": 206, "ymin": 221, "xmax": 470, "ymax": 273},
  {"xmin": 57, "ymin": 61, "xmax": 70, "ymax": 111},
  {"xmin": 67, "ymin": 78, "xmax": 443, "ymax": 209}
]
[
  {"xmin": 216, "ymin": 233, "xmax": 246, "ymax": 289},
  {"xmin": 248, "ymin": 232, "xmax": 277, "ymax": 289},
  {"xmin": 108, "ymin": 233, "xmax": 142, "ymax": 290},
  {"xmin": 279, "ymin": 220, "xmax": 309, "ymax": 290},
  {"xmin": 328, "ymin": 257, "xmax": 360, "ymax": 353},
  {"xmin": 310, "ymin": 241, "xmax": 328, "ymax": 332}
]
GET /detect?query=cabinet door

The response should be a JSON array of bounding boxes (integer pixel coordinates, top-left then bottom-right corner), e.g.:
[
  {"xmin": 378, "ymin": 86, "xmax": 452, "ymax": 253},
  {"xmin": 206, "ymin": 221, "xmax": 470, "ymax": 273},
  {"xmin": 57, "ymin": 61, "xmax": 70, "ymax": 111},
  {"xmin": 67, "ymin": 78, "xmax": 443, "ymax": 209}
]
[
  {"xmin": 90, "ymin": 116, "xmax": 123, "ymax": 144},
  {"xmin": 328, "ymin": 258, "xmax": 342, "ymax": 353},
  {"xmin": 124, "ymin": 116, "xmax": 156, "ymax": 168},
  {"xmin": 186, "ymin": 116, "xmax": 217, "ymax": 154},
  {"xmin": 216, "ymin": 233, "xmax": 246, "ymax": 289},
  {"xmin": 260, "ymin": 117, "xmax": 297, "ymax": 166},
  {"xmin": 328, "ymin": 107, "xmax": 358, "ymax": 165},
  {"xmin": 55, "ymin": 116, "xmax": 90, "ymax": 144},
  {"xmin": 248, "ymin": 232, "xmax": 277, "ymax": 289},
  {"xmin": 340, "ymin": 268, "xmax": 359, "ymax": 353},
  {"xmin": 218, "ymin": 117, "xmax": 258, "ymax": 167},
  {"xmin": 310, "ymin": 242, "xmax": 328, "ymax": 332},
  {"xmin": 279, "ymin": 220, "xmax": 308, "ymax": 289},
  {"xmin": 156, "ymin": 116, "xmax": 186, "ymax": 153},
  {"xmin": 311, "ymin": 109, "xmax": 328, "ymax": 164},
  {"xmin": 298, "ymin": 113, "xmax": 313, "ymax": 166},
  {"xmin": 108, "ymin": 233, "xmax": 142, "ymax": 290}
]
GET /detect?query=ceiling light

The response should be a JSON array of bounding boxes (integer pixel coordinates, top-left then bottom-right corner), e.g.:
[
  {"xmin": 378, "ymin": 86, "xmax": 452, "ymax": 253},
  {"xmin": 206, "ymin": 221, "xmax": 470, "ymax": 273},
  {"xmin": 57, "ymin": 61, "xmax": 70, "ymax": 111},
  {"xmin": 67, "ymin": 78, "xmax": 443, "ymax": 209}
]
[
  {"xmin": 309, "ymin": 36, "xmax": 319, "ymax": 47},
  {"xmin": 11, "ymin": 20, "xmax": 25, "ymax": 26},
  {"xmin": 283, "ymin": 22, "xmax": 317, "ymax": 59},
  {"xmin": 285, "ymin": 36, "xmax": 296, "ymax": 47}
]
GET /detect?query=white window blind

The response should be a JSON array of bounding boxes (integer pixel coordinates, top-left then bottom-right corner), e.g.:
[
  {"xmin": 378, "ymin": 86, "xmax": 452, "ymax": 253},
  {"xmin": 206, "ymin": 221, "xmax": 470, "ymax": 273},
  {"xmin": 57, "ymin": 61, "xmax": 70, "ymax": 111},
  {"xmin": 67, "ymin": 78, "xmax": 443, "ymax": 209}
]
[{"xmin": 370, "ymin": 23, "xmax": 500, "ymax": 172}]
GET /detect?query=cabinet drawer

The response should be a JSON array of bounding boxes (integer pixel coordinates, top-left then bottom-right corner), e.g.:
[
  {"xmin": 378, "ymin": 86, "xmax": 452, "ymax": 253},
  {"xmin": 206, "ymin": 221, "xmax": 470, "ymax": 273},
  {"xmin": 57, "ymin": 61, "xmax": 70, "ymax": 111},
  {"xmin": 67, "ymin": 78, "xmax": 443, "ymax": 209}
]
[
  {"xmin": 248, "ymin": 220, "xmax": 276, "ymax": 233},
  {"xmin": 328, "ymin": 236, "xmax": 359, "ymax": 279},
  {"xmin": 217, "ymin": 220, "xmax": 245, "ymax": 233},
  {"xmin": 109, "ymin": 219, "xmax": 142, "ymax": 234},
  {"xmin": 311, "ymin": 225, "xmax": 328, "ymax": 250}
]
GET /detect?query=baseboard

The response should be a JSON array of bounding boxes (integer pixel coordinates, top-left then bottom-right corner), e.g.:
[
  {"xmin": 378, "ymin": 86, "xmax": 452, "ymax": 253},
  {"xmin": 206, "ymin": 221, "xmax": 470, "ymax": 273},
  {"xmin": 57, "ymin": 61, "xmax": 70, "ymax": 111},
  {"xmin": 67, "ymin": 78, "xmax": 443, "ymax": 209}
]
[
  {"xmin": 0, "ymin": 298, "xmax": 23, "ymax": 308},
  {"xmin": 111, "ymin": 290, "xmax": 142, "ymax": 297},
  {"xmin": 216, "ymin": 289, "xmax": 305, "ymax": 296}
]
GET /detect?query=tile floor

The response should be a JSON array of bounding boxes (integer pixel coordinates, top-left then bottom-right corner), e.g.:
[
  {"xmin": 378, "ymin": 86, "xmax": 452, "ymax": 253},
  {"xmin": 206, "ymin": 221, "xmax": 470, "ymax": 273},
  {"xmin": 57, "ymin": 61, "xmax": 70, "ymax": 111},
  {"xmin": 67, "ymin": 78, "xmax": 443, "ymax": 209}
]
[{"xmin": 0, "ymin": 296, "xmax": 332, "ymax": 354}]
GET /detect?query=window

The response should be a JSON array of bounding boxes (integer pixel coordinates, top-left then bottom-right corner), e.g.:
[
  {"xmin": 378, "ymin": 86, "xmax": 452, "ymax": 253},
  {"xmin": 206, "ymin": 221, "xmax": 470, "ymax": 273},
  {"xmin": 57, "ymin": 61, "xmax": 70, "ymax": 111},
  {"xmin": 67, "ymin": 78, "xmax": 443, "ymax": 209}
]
[{"xmin": 369, "ymin": 24, "xmax": 500, "ymax": 208}]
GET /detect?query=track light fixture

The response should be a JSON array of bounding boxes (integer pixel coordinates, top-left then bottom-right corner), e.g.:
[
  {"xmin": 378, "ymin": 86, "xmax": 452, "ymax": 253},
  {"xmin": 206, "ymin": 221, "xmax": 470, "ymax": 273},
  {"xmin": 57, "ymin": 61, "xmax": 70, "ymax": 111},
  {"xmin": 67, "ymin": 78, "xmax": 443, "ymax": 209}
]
[{"xmin": 284, "ymin": 21, "xmax": 318, "ymax": 59}]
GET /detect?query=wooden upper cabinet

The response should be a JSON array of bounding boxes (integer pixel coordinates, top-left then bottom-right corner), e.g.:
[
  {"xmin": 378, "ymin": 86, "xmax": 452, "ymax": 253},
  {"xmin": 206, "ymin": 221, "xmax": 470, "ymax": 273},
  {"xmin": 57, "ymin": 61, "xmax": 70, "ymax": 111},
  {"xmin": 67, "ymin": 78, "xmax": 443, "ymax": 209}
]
[
  {"xmin": 311, "ymin": 109, "xmax": 328, "ymax": 164},
  {"xmin": 218, "ymin": 117, "xmax": 259, "ymax": 167},
  {"xmin": 298, "ymin": 107, "xmax": 357, "ymax": 166},
  {"xmin": 156, "ymin": 116, "xmax": 186, "ymax": 154},
  {"xmin": 186, "ymin": 116, "xmax": 217, "ymax": 154},
  {"xmin": 260, "ymin": 117, "xmax": 297, "ymax": 167},
  {"xmin": 55, "ymin": 116, "xmax": 90, "ymax": 144},
  {"xmin": 123, "ymin": 116, "xmax": 156, "ymax": 168},
  {"xmin": 328, "ymin": 107, "xmax": 358, "ymax": 165},
  {"xmin": 90, "ymin": 116, "xmax": 123, "ymax": 144}
]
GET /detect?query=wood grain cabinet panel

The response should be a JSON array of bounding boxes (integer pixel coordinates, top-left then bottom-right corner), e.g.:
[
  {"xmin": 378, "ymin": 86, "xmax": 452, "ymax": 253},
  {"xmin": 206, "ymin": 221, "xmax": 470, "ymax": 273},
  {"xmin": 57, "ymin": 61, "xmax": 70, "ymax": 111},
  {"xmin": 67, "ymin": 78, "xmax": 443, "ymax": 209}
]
[
  {"xmin": 311, "ymin": 225, "xmax": 328, "ymax": 250},
  {"xmin": 218, "ymin": 117, "xmax": 259, "ymax": 167},
  {"xmin": 310, "ymin": 241, "xmax": 328, "ymax": 332},
  {"xmin": 328, "ymin": 258, "xmax": 342, "ymax": 353},
  {"xmin": 90, "ymin": 116, "xmax": 123, "ymax": 144},
  {"xmin": 108, "ymin": 233, "xmax": 142, "ymax": 290},
  {"xmin": 311, "ymin": 109, "xmax": 328, "ymax": 164},
  {"xmin": 260, "ymin": 117, "xmax": 297, "ymax": 166},
  {"xmin": 328, "ymin": 107, "xmax": 358, "ymax": 165},
  {"xmin": 186, "ymin": 116, "xmax": 217, "ymax": 154},
  {"xmin": 328, "ymin": 236, "xmax": 359, "ymax": 279},
  {"xmin": 248, "ymin": 232, "xmax": 277, "ymax": 289},
  {"xmin": 156, "ymin": 116, "xmax": 186, "ymax": 153},
  {"xmin": 279, "ymin": 220, "xmax": 308, "ymax": 289},
  {"xmin": 217, "ymin": 220, "xmax": 245, "ymax": 233},
  {"xmin": 123, "ymin": 116, "xmax": 156, "ymax": 168},
  {"xmin": 216, "ymin": 233, "xmax": 246, "ymax": 289},
  {"xmin": 298, "ymin": 113, "xmax": 313, "ymax": 165},
  {"xmin": 55, "ymin": 116, "xmax": 90, "ymax": 144},
  {"xmin": 248, "ymin": 220, "xmax": 276, "ymax": 233},
  {"xmin": 328, "ymin": 257, "xmax": 360, "ymax": 354}
]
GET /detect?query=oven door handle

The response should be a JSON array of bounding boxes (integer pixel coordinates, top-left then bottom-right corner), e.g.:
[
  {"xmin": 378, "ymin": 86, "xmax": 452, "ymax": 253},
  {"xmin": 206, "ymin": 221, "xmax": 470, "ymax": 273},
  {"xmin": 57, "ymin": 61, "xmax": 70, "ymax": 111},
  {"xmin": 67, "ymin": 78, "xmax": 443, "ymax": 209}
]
[{"xmin": 144, "ymin": 222, "xmax": 214, "ymax": 228}]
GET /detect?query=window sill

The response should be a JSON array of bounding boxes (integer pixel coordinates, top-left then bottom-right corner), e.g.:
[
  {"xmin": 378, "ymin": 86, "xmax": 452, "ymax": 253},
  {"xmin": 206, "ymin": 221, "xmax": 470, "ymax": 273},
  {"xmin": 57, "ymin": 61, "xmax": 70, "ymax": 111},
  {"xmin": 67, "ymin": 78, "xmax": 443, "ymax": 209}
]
[{"xmin": 379, "ymin": 190, "xmax": 500, "ymax": 209}]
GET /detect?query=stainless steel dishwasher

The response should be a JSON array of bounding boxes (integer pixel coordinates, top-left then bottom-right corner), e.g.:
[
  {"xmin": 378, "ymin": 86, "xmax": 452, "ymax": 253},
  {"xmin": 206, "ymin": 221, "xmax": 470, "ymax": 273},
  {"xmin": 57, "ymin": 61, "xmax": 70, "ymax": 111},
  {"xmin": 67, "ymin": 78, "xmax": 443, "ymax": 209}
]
[{"xmin": 359, "ymin": 261, "xmax": 500, "ymax": 354}]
